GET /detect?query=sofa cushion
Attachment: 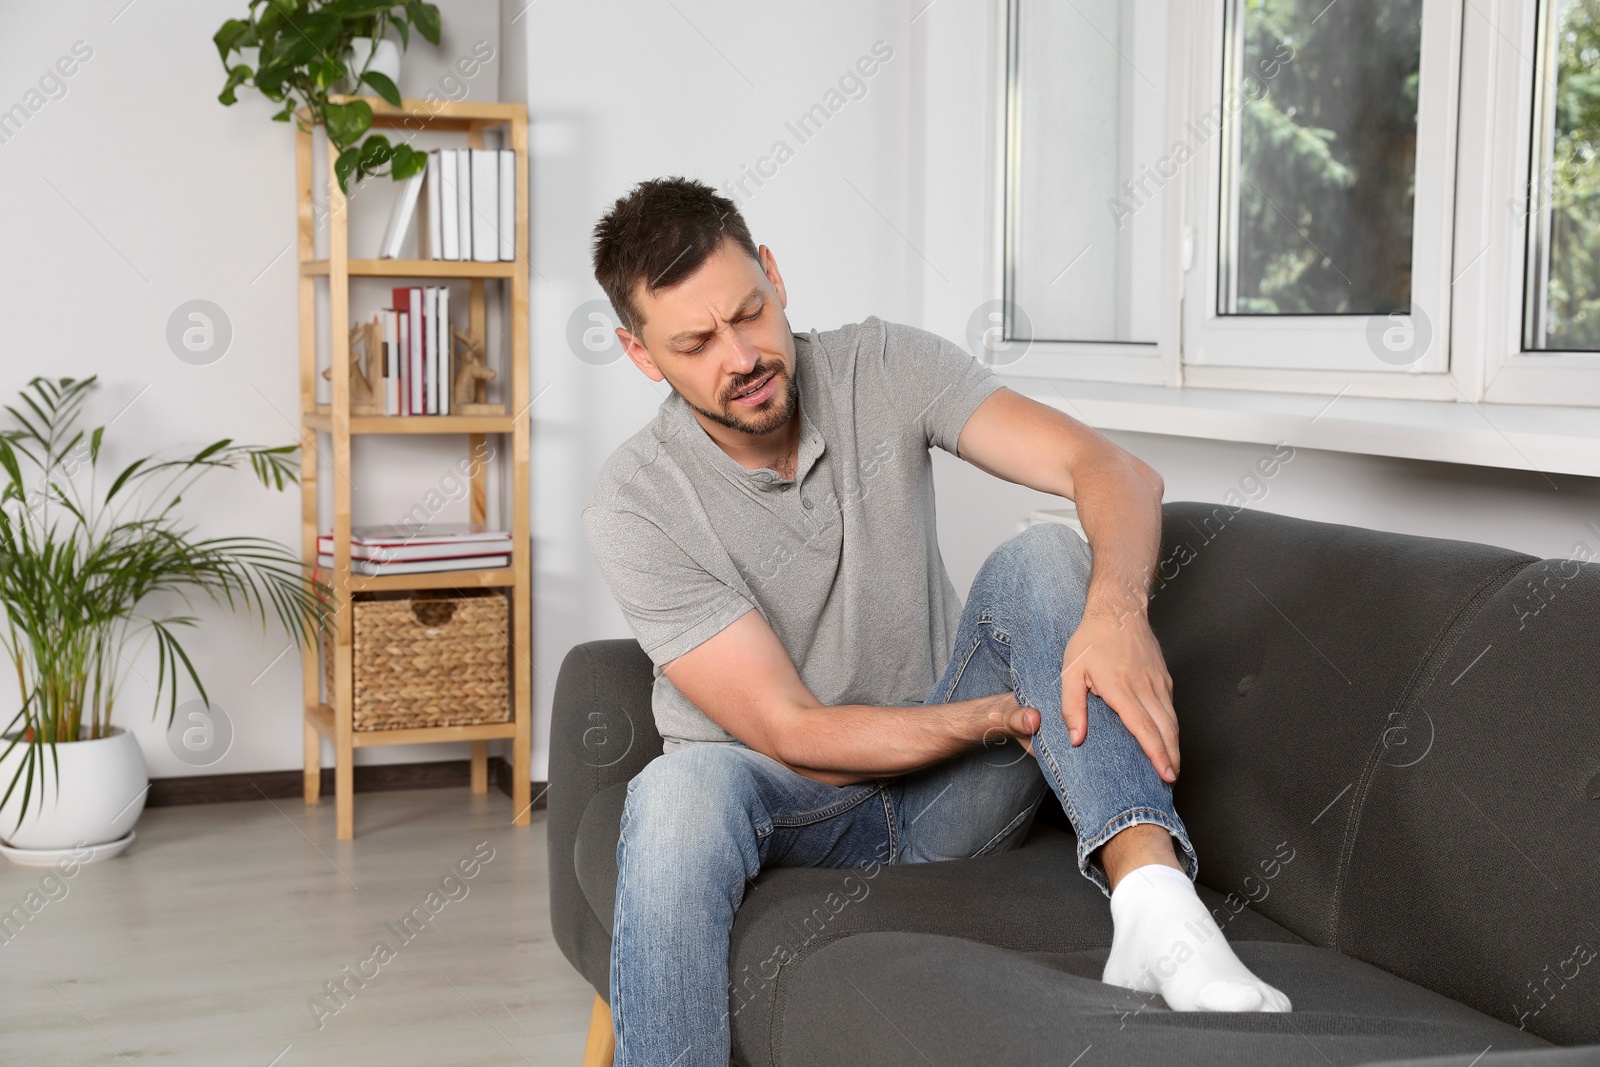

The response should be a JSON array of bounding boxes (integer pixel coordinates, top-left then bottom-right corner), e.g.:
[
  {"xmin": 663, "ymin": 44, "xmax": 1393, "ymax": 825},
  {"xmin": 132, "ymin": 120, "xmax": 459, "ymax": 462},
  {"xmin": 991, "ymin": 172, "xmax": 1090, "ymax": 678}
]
[
  {"xmin": 1337, "ymin": 559, "xmax": 1600, "ymax": 1046},
  {"xmin": 1149, "ymin": 504, "xmax": 1536, "ymax": 950},
  {"xmin": 776, "ymin": 931, "xmax": 1552, "ymax": 1067},
  {"xmin": 572, "ymin": 788, "xmax": 1309, "ymax": 1067}
]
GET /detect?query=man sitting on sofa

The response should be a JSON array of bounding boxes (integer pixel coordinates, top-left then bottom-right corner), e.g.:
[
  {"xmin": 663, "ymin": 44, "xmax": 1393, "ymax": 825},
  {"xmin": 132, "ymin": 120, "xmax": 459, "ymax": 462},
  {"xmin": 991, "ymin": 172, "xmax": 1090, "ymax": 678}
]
[{"xmin": 582, "ymin": 176, "xmax": 1292, "ymax": 1067}]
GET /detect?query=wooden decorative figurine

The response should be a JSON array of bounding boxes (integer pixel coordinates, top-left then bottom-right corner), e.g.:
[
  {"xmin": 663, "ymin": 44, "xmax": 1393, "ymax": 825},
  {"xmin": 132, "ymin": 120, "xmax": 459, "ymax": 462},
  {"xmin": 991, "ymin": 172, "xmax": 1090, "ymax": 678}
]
[
  {"xmin": 451, "ymin": 324, "xmax": 506, "ymax": 415},
  {"xmin": 323, "ymin": 321, "xmax": 383, "ymax": 415}
]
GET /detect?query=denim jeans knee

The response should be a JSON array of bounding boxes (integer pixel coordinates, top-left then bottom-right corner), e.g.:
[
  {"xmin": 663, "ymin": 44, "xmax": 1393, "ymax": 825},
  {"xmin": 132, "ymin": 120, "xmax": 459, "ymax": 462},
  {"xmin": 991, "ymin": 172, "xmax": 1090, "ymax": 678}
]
[
  {"xmin": 952, "ymin": 519, "xmax": 1197, "ymax": 896},
  {"xmin": 974, "ymin": 521, "xmax": 1093, "ymax": 603},
  {"xmin": 621, "ymin": 744, "xmax": 774, "ymax": 857}
]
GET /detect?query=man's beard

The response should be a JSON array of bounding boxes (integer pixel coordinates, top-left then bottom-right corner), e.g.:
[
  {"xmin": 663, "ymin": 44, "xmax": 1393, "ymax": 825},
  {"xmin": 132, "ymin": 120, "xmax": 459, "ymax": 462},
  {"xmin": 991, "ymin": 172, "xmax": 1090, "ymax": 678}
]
[{"xmin": 685, "ymin": 362, "xmax": 799, "ymax": 436}]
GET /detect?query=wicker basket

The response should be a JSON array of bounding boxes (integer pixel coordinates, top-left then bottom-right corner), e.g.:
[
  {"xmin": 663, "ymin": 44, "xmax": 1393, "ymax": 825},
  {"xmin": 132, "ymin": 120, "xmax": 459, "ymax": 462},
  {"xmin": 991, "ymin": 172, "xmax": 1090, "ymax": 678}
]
[{"xmin": 324, "ymin": 590, "xmax": 511, "ymax": 731}]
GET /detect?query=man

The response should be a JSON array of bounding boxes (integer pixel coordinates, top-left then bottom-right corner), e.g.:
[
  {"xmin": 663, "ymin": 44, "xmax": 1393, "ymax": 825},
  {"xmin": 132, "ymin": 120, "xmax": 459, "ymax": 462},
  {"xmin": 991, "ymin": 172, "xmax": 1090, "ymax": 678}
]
[{"xmin": 583, "ymin": 177, "xmax": 1290, "ymax": 1066}]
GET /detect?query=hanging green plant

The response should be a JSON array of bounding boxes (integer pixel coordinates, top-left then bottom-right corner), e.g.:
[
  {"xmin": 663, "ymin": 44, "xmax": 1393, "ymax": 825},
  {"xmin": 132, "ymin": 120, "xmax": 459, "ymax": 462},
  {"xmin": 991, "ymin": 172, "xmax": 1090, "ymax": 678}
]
[{"xmin": 213, "ymin": 0, "xmax": 443, "ymax": 193}]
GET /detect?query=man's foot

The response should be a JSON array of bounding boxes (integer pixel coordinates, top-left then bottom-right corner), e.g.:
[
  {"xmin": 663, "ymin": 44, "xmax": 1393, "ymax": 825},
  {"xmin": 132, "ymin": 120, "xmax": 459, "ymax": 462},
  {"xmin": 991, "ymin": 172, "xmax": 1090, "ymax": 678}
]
[{"xmin": 1101, "ymin": 863, "xmax": 1291, "ymax": 1012}]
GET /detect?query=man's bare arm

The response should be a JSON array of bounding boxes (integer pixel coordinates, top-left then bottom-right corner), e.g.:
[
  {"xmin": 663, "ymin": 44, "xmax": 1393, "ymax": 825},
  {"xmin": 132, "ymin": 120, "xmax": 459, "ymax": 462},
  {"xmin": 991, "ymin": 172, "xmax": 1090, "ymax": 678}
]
[
  {"xmin": 954, "ymin": 387, "xmax": 1179, "ymax": 781},
  {"xmin": 955, "ymin": 387, "xmax": 1165, "ymax": 622},
  {"xmin": 662, "ymin": 609, "xmax": 1040, "ymax": 787}
]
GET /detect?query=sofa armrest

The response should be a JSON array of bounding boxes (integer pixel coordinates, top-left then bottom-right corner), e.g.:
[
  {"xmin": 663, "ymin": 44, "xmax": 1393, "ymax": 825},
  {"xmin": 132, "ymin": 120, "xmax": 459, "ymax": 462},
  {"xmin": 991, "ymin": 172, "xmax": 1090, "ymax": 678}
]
[{"xmin": 547, "ymin": 639, "xmax": 662, "ymax": 995}]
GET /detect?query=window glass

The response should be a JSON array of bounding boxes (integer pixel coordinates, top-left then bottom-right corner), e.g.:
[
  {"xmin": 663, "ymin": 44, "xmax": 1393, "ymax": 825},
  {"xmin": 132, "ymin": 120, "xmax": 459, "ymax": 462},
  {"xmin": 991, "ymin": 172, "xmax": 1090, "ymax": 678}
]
[
  {"xmin": 1219, "ymin": 0, "xmax": 1423, "ymax": 316},
  {"xmin": 1006, "ymin": 0, "xmax": 1167, "ymax": 344},
  {"xmin": 1524, "ymin": 0, "xmax": 1600, "ymax": 351}
]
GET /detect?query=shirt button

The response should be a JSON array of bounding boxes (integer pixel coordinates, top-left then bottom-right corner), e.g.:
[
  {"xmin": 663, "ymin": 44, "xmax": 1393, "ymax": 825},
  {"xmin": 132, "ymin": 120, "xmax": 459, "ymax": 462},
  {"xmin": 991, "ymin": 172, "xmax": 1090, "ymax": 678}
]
[{"xmin": 802, "ymin": 497, "xmax": 814, "ymax": 510}]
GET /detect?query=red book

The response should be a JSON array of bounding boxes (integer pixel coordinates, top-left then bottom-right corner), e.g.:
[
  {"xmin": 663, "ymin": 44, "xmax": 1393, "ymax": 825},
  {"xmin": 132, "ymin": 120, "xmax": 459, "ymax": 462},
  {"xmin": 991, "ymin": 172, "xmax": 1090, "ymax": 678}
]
[{"xmin": 392, "ymin": 286, "xmax": 424, "ymax": 414}]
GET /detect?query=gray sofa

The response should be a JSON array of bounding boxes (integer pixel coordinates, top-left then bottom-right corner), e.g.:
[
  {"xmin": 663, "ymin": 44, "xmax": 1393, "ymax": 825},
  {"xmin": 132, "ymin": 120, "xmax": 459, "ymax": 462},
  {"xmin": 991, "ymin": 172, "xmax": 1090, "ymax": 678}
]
[{"xmin": 549, "ymin": 502, "xmax": 1600, "ymax": 1066}]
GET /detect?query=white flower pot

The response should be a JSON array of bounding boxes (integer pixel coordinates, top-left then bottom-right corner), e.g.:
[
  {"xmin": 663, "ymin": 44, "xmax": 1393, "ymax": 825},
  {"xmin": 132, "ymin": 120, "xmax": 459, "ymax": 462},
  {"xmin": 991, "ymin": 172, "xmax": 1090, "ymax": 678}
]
[
  {"xmin": 0, "ymin": 728, "xmax": 148, "ymax": 853},
  {"xmin": 343, "ymin": 36, "xmax": 402, "ymax": 93}
]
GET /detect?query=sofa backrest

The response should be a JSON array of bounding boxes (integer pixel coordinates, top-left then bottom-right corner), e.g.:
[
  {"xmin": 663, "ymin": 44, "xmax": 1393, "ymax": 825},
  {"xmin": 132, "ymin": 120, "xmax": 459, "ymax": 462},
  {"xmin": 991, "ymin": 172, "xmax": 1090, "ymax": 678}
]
[
  {"xmin": 1336, "ymin": 554, "xmax": 1600, "ymax": 1046},
  {"xmin": 1149, "ymin": 503, "xmax": 1596, "ymax": 1043}
]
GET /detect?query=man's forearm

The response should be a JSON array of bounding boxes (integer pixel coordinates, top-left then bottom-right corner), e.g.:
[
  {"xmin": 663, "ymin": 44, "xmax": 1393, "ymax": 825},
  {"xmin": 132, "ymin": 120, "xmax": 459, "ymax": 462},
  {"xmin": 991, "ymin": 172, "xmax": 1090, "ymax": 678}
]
[
  {"xmin": 1072, "ymin": 445, "xmax": 1165, "ymax": 625},
  {"xmin": 774, "ymin": 693, "xmax": 1022, "ymax": 787}
]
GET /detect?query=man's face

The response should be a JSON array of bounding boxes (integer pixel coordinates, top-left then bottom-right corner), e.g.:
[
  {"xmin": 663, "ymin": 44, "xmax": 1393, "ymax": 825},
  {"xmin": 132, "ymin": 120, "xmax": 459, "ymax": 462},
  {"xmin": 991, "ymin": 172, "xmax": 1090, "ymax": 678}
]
[{"xmin": 617, "ymin": 237, "xmax": 797, "ymax": 438}]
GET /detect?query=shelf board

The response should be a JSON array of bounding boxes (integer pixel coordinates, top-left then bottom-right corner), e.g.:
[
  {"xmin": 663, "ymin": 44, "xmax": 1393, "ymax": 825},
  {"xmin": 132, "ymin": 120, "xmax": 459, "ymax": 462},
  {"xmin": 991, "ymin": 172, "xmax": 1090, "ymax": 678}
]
[
  {"xmin": 343, "ymin": 567, "xmax": 517, "ymax": 593},
  {"xmin": 306, "ymin": 704, "xmax": 517, "ymax": 747},
  {"xmin": 304, "ymin": 410, "xmax": 513, "ymax": 435},
  {"xmin": 301, "ymin": 258, "xmax": 514, "ymax": 279},
  {"xmin": 322, "ymin": 95, "xmax": 524, "ymax": 130}
]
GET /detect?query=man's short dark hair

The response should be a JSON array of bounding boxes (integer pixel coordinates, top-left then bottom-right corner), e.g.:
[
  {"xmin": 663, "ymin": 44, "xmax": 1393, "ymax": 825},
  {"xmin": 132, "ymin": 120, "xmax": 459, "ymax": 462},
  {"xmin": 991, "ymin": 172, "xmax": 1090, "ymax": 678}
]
[{"xmin": 591, "ymin": 177, "xmax": 760, "ymax": 338}]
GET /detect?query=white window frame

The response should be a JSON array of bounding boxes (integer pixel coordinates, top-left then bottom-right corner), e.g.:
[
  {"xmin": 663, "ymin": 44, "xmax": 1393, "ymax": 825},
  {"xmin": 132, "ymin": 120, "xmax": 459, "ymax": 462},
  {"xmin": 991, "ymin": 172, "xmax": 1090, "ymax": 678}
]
[
  {"xmin": 990, "ymin": 0, "xmax": 1600, "ymax": 411},
  {"xmin": 1453, "ymin": 0, "xmax": 1600, "ymax": 405},
  {"xmin": 1182, "ymin": 0, "xmax": 1460, "ymax": 392},
  {"xmin": 990, "ymin": 0, "xmax": 1184, "ymax": 387}
]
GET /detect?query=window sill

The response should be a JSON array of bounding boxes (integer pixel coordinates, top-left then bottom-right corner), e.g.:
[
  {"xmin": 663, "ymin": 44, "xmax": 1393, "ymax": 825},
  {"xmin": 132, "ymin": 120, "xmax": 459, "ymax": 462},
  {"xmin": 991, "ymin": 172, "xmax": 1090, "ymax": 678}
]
[{"xmin": 1001, "ymin": 374, "xmax": 1600, "ymax": 479}]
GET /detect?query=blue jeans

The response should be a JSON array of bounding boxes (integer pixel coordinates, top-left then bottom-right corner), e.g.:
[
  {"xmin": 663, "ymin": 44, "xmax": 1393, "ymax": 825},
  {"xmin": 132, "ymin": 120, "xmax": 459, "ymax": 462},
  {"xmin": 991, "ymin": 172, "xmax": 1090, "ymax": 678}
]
[{"xmin": 609, "ymin": 521, "xmax": 1198, "ymax": 1066}]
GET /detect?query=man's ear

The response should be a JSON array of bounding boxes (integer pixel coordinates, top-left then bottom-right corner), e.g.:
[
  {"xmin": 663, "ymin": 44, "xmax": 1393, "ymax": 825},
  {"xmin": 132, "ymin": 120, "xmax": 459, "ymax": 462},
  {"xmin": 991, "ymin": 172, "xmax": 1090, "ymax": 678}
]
[
  {"xmin": 758, "ymin": 245, "xmax": 788, "ymax": 309},
  {"xmin": 618, "ymin": 328, "xmax": 665, "ymax": 382}
]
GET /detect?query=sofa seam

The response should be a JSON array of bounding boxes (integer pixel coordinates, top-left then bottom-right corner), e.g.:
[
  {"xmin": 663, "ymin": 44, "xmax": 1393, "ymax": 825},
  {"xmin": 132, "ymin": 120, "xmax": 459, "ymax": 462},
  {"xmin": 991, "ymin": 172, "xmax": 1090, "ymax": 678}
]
[{"xmin": 1323, "ymin": 555, "xmax": 1536, "ymax": 952}]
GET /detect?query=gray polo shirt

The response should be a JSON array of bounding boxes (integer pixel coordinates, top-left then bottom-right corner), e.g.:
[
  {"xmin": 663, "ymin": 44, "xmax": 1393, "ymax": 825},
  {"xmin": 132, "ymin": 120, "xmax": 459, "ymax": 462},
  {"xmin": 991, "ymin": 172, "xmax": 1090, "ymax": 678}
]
[{"xmin": 582, "ymin": 315, "xmax": 1005, "ymax": 753}]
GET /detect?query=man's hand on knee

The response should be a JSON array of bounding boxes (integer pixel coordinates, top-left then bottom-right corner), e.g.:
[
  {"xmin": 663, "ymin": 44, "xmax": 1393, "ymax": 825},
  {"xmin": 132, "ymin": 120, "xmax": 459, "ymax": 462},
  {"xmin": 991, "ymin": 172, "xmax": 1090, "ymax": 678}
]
[{"xmin": 1059, "ymin": 617, "xmax": 1180, "ymax": 783}]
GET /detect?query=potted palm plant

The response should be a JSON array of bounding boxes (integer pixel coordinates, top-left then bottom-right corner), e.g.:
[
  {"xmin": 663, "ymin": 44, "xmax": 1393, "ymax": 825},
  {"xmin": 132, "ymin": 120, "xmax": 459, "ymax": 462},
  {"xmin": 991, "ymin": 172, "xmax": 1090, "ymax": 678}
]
[
  {"xmin": 0, "ymin": 378, "xmax": 326, "ymax": 864},
  {"xmin": 214, "ymin": 0, "xmax": 443, "ymax": 192}
]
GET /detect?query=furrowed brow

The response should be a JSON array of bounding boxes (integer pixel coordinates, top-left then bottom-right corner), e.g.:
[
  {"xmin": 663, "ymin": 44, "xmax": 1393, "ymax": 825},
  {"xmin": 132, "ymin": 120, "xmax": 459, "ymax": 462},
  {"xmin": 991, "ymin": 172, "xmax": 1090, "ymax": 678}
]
[{"xmin": 665, "ymin": 287, "xmax": 764, "ymax": 348}]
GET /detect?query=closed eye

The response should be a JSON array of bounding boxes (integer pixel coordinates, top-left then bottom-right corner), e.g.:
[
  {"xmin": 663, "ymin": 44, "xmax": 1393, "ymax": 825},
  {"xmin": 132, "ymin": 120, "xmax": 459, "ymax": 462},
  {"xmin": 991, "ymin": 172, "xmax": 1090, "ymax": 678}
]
[{"xmin": 684, "ymin": 308, "xmax": 763, "ymax": 355}]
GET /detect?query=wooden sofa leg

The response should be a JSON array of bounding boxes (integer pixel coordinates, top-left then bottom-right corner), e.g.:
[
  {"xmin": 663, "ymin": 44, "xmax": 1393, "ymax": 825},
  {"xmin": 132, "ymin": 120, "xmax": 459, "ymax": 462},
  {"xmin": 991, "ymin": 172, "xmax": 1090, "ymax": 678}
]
[{"xmin": 581, "ymin": 993, "xmax": 616, "ymax": 1067}]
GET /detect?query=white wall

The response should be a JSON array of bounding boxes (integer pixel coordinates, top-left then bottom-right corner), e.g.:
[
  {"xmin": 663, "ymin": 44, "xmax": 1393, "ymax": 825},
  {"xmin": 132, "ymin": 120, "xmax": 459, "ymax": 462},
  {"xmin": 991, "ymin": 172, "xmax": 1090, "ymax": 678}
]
[
  {"xmin": 0, "ymin": 0, "xmax": 504, "ymax": 779},
  {"xmin": 1, "ymin": 2, "xmax": 1595, "ymax": 787}
]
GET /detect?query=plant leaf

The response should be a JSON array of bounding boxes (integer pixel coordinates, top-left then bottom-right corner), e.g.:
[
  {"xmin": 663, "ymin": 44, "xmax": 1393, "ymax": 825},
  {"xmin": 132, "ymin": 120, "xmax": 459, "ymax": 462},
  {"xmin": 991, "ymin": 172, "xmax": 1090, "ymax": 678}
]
[
  {"xmin": 104, "ymin": 458, "xmax": 147, "ymax": 503},
  {"xmin": 192, "ymin": 439, "xmax": 233, "ymax": 464},
  {"xmin": 359, "ymin": 132, "xmax": 394, "ymax": 166},
  {"xmin": 360, "ymin": 69, "xmax": 401, "ymax": 107},
  {"xmin": 334, "ymin": 146, "xmax": 362, "ymax": 194},
  {"xmin": 322, "ymin": 98, "xmax": 372, "ymax": 149},
  {"xmin": 219, "ymin": 64, "xmax": 254, "ymax": 107},
  {"xmin": 213, "ymin": 18, "xmax": 254, "ymax": 62},
  {"xmin": 390, "ymin": 143, "xmax": 426, "ymax": 182},
  {"xmin": 406, "ymin": 0, "xmax": 441, "ymax": 45}
]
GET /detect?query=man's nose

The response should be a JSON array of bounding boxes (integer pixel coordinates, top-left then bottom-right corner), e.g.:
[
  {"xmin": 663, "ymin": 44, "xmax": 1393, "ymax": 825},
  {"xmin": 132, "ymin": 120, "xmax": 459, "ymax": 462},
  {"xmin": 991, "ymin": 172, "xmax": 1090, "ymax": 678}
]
[{"xmin": 723, "ymin": 331, "xmax": 758, "ymax": 374}]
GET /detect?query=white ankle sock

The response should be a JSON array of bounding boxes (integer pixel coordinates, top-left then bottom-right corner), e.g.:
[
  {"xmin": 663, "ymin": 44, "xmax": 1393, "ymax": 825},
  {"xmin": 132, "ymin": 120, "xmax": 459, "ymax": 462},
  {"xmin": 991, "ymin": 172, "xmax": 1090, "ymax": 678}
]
[{"xmin": 1101, "ymin": 863, "xmax": 1292, "ymax": 1013}]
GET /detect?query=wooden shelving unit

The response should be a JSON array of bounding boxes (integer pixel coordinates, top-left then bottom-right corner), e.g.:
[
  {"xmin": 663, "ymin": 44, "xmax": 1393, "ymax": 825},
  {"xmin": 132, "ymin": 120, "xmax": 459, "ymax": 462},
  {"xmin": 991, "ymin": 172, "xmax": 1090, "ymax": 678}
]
[{"xmin": 295, "ymin": 96, "xmax": 531, "ymax": 839}]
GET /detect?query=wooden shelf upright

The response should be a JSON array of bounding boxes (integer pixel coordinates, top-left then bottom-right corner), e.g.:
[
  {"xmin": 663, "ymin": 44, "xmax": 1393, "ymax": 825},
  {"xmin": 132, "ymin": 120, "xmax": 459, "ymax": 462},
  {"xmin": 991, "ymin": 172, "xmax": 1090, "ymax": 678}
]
[{"xmin": 295, "ymin": 96, "xmax": 532, "ymax": 839}]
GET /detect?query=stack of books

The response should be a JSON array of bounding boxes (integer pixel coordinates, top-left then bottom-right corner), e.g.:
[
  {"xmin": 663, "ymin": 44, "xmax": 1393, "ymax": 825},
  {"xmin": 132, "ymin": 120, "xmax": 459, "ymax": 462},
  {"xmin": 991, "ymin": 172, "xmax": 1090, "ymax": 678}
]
[
  {"xmin": 317, "ymin": 523, "xmax": 514, "ymax": 577},
  {"xmin": 378, "ymin": 147, "xmax": 516, "ymax": 262},
  {"xmin": 378, "ymin": 285, "xmax": 455, "ymax": 416}
]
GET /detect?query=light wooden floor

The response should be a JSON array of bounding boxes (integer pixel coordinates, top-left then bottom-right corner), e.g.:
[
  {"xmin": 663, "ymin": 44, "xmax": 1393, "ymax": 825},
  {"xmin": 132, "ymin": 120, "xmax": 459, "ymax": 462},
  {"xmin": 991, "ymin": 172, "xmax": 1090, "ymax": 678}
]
[{"xmin": 0, "ymin": 787, "xmax": 597, "ymax": 1066}]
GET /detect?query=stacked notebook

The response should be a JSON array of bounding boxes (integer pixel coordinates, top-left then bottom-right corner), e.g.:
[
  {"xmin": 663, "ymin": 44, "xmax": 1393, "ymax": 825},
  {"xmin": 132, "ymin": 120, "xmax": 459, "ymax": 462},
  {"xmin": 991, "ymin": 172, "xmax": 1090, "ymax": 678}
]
[
  {"xmin": 377, "ymin": 148, "xmax": 517, "ymax": 262},
  {"xmin": 316, "ymin": 523, "xmax": 514, "ymax": 576}
]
